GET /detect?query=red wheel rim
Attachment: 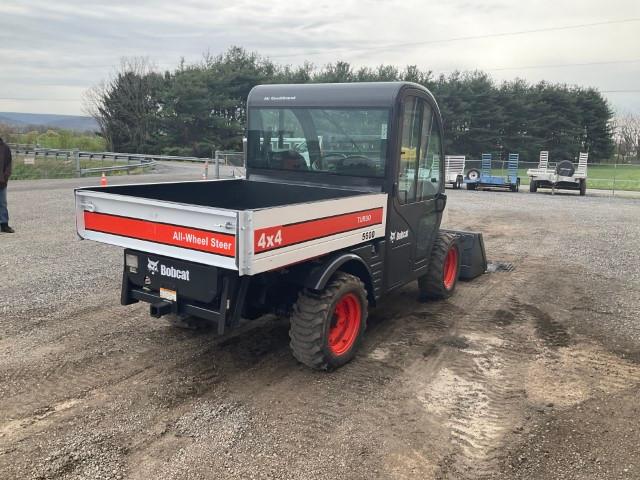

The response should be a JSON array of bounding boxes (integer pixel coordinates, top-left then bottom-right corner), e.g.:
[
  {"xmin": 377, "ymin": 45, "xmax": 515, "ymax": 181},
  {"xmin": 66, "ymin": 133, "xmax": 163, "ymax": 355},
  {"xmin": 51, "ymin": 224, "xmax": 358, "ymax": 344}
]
[
  {"xmin": 328, "ymin": 293, "xmax": 361, "ymax": 355},
  {"xmin": 443, "ymin": 245, "xmax": 459, "ymax": 290}
]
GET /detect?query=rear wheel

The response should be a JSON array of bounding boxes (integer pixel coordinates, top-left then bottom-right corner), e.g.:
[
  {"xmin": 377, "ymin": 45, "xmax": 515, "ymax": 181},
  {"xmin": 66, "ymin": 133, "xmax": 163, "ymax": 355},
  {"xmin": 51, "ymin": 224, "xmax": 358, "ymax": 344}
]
[
  {"xmin": 418, "ymin": 232, "xmax": 461, "ymax": 300},
  {"xmin": 289, "ymin": 272, "xmax": 367, "ymax": 370},
  {"xmin": 579, "ymin": 179, "xmax": 586, "ymax": 196},
  {"xmin": 530, "ymin": 180, "xmax": 538, "ymax": 193}
]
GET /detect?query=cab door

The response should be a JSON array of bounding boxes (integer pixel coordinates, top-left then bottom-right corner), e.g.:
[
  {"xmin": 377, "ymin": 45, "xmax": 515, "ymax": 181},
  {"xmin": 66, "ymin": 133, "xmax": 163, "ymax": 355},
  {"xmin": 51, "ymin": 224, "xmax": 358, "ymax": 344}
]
[{"xmin": 385, "ymin": 94, "xmax": 444, "ymax": 289}]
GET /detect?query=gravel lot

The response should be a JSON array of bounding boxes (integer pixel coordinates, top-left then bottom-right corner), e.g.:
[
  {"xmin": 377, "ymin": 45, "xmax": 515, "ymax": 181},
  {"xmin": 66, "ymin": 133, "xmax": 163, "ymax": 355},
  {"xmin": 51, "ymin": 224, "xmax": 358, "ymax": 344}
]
[{"xmin": 1, "ymin": 167, "xmax": 639, "ymax": 480}]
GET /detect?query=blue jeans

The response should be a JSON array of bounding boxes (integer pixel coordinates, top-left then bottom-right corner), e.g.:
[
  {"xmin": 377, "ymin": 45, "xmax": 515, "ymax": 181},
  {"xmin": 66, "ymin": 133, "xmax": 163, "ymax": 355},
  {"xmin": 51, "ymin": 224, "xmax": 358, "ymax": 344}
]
[{"xmin": 0, "ymin": 186, "xmax": 8, "ymax": 224}]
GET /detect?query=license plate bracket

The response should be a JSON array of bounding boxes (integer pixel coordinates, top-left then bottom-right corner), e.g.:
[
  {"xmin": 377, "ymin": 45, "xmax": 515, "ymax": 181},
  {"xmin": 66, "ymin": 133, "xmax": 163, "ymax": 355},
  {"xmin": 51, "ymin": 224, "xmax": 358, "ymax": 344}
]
[{"xmin": 160, "ymin": 287, "xmax": 177, "ymax": 302}]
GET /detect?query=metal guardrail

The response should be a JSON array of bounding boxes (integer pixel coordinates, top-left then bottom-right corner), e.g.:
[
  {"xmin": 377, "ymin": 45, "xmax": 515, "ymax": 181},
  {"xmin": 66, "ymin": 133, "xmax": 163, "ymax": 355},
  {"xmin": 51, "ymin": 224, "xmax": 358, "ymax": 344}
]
[
  {"xmin": 9, "ymin": 144, "xmax": 245, "ymax": 178},
  {"xmin": 80, "ymin": 161, "xmax": 156, "ymax": 175},
  {"xmin": 10, "ymin": 146, "xmax": 199, "ymax": 164},
  {"xmin": 8, "ymin": 144, "xmax": 244, "ymax": 165}
]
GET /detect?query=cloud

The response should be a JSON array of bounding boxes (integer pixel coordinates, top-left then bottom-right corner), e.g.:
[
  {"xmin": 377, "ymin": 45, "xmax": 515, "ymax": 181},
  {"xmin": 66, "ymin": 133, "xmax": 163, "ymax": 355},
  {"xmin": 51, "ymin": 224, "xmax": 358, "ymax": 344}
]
[{"xmin": 0, "ymin": 0, "xmax": 639, "ymax": 115}]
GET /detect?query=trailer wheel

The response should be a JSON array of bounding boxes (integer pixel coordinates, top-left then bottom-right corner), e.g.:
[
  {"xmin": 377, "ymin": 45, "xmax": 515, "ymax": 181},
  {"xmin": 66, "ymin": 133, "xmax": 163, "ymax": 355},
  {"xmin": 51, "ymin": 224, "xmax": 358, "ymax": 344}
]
[
  {"xmin": 530, "ymin": 180, "xmax": 538, "ymax": 193},
  {"xmin": 418, "ymin": 232, "xmax": 461, "ymax": 300},
  {"xmin": 466, "ymin": 182, "xmax": 477, "ymax": 190},
  {"xmin": 579, "ymin": 179, "xmax": 586, "ymax": 196},
  {"xmin": 466, "ymin": 169, "xmax": 480, "ymax": 181},
  {"xmin": 289, "ymin": 272, "xmax": 367, "ymax": 370}
]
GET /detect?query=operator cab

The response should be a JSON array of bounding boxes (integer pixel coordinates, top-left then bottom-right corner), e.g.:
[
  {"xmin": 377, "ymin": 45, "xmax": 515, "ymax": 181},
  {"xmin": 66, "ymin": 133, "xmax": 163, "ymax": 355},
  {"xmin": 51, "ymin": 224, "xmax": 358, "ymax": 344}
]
[{"xmin": 246, "ymin": 82, "xmax": 446, "ymax": 290}]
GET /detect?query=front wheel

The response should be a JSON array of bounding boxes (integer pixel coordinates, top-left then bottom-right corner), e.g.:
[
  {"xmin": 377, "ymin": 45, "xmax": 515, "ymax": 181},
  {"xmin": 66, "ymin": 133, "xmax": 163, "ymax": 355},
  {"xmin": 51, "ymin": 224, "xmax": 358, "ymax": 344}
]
[
  {"xmin": 289, "ymin": 272, "xmax": 367, "ymax": 370},
  {"xmin": 419, "ymin": 232, "xmax": 461, "ymax": 300}
]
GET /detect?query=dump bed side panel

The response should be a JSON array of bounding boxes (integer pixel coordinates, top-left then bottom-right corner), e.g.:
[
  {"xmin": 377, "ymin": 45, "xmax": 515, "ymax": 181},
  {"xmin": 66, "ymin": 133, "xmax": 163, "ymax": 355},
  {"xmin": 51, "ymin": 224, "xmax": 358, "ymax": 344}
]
[
  {"xmin": 244, "ymin": 193, "xmax": 387, "ymax": 275},
  {"xmin": 75, "ymin": 189, "xmax": 238, "ymax": 270}
]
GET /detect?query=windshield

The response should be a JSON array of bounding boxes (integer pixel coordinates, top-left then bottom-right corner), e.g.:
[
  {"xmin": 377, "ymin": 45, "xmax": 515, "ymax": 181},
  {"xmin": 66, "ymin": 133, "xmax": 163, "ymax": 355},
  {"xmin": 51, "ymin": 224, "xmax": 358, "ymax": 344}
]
[{"xmin": 247, "ymin": 107, "xmax": 389, "ymax": 177}]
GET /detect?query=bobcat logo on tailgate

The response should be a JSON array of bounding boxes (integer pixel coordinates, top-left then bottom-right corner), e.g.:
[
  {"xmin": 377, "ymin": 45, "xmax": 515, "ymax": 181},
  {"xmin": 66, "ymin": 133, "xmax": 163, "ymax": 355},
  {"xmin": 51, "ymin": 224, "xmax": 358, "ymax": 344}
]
[{"xmin": 147, "ymin": 258, "xmax": 159, "ymax": 275}]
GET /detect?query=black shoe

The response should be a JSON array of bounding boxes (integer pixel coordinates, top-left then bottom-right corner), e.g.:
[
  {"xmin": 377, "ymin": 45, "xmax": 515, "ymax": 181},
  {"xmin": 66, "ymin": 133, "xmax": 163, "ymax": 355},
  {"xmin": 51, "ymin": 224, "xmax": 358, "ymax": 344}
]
[{"xmin": 1, "ymin": 224, "xmax": 14, "ymax": 233}]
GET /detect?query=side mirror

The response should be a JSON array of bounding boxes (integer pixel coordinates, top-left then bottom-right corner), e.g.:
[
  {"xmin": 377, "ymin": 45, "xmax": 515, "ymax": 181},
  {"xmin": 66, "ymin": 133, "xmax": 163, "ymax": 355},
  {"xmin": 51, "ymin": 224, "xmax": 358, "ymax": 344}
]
[{"xmin": 435, "ymin": 193, "xmax": 447, "ymax": 212}]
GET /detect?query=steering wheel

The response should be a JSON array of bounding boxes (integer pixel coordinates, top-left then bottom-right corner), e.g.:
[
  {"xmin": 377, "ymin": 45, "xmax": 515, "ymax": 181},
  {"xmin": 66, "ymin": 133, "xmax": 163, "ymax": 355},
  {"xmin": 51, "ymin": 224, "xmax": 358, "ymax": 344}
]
[
  {"xmin": 336, "ymin": 155, "xmax": 377, "ymax": 171},
  {"xmin": 313, "ymin": 153, "xmax": 347, "ymax": 171}
]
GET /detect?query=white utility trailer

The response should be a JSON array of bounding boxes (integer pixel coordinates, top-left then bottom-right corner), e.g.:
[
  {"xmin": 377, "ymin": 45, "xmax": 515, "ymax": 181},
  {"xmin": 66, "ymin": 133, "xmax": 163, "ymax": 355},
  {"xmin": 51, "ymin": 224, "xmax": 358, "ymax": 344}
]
[
  {"xmin": 527, "ymin": 151, "xmax": 588, "ymax": 195},
  {"xmin": 444, "ymin": 155, "xmax": 466, "ymax": 189}
]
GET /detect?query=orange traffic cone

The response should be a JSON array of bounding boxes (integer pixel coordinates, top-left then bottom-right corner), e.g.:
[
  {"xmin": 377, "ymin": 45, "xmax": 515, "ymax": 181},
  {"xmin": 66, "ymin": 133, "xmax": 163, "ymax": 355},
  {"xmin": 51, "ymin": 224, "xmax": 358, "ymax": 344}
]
[{"xmin": 100, "ymin": 172, "xmax": 107, "ymax": 187}]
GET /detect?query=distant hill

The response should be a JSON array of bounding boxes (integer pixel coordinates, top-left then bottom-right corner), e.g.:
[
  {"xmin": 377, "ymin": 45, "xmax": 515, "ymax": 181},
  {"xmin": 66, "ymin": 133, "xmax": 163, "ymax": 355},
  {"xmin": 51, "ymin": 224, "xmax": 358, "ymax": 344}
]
[{"xmin": 0, "ymin": 112, "xmax": 98, "ymax": 132}]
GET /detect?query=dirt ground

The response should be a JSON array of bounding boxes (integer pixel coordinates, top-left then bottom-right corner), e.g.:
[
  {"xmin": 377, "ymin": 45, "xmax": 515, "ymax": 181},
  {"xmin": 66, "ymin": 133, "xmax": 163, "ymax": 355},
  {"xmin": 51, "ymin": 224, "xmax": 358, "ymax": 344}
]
[{"xmin": 1, "ymin": 170, "xmax": 639, "ymax": 480}]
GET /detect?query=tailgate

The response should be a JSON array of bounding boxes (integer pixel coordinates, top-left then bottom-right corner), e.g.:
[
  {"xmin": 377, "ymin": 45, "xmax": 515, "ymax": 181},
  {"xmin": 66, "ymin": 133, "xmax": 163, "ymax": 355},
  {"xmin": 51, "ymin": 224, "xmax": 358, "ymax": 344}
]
[{"xmin": 75, "ymin": 189, "xmax": 238, "ymax": 270}]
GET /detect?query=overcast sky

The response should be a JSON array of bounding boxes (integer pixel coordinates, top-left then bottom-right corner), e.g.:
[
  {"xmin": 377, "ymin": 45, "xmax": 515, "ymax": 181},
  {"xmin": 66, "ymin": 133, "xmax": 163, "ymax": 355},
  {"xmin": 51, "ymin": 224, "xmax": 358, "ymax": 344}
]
[{"xmin": 1, "ymin": 0, "xmax": 639, "ymax": 116}]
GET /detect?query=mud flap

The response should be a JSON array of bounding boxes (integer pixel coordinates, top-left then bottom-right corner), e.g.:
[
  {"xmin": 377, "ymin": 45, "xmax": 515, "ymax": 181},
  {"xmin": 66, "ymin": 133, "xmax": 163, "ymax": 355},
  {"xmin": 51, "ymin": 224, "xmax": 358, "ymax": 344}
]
[{"xmin": 440, "ymin": 229, "xmax": 487, "ymax": 280}]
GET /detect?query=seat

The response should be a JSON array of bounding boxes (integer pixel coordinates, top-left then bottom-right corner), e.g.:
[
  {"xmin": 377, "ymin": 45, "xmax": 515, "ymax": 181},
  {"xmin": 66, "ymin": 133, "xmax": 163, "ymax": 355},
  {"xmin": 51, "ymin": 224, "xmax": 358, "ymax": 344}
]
[{"xmin": 274, "ymin": 150, "xmax": 308, "ymax": 171}]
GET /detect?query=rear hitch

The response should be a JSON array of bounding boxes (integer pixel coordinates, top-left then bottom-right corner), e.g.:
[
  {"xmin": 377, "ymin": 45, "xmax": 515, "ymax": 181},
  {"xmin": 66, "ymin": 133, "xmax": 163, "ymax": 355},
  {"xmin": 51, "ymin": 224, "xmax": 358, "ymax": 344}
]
[{"xmin": 150, "ymin": 301, "xmax": 173, "ymax": 318}]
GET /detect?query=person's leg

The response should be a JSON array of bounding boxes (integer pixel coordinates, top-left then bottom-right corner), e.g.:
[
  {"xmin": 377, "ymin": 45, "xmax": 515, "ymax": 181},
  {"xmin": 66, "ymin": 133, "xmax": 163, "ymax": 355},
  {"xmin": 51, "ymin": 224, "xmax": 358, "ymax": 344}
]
[
  {"xmin": 0, "ymin": 187, "xmax": 12, "ymax": 230},
  {"xmin": 0, "ymin": 186, "xmax": 10, "ymax": 229}
]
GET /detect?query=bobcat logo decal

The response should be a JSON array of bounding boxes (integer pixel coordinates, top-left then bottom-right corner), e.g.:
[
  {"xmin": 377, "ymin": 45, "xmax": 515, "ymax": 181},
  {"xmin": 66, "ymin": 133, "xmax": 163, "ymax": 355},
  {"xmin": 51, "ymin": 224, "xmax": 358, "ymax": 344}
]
[{"xmin": 147, "ymin": 258, "xmax": 159, "ymax": 275}]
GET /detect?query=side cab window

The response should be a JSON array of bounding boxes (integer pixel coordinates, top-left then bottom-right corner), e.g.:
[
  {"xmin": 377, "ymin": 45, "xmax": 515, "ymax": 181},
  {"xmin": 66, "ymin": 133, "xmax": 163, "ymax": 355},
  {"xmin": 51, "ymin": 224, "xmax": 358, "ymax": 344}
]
[
  {"xmin": 398, "ymin": 95, "xmax": 441, "ymax": 203},
  {"xmin": 418, "ymin": 110, "xmax": 442, "ymax": 199},
  {"xmin": 398, "ymin": 97, "xmax": 421, "ymax": 204}
]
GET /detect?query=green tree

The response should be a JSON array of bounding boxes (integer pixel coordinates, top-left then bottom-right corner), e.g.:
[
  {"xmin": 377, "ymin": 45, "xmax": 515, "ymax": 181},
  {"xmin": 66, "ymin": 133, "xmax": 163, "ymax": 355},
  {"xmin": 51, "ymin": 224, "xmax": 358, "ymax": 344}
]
[
  {"xmin": 160, "ymin": 47, "xmax": 281, "ymax": 156},
  {"xmin": 85, "ymin": 58, "xmax": 163, "ymax": 153}
]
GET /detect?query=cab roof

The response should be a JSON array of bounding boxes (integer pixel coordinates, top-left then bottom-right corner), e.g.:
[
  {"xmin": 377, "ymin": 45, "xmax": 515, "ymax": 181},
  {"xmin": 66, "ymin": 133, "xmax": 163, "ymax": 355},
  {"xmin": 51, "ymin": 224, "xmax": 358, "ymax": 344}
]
[{"xmin": 247, "ymin": 81, "xmax": 436, "ymax": 109}]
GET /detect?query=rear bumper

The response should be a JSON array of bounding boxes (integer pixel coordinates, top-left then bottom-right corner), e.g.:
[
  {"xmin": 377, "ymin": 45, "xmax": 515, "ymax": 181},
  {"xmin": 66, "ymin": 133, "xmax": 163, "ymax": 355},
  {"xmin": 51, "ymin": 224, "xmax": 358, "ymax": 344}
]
[
  {"xmin": 534, "ymin": 179, "xmax": 582, "ymax": 189},
  {"xmin": 125, "ymin": 283, "xmax": 231, "ymax": 333},
  {"xmin": 121, "ymin": 250, "xmax": 248, "ymax": 334}
]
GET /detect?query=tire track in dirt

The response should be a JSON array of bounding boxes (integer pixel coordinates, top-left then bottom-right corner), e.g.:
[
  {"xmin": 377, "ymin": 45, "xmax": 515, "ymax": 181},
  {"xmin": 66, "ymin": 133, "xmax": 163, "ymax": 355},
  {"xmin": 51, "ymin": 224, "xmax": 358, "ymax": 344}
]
[{"xmin": 397, "ymin": 267, "xmax": 533, "ymax": 480}]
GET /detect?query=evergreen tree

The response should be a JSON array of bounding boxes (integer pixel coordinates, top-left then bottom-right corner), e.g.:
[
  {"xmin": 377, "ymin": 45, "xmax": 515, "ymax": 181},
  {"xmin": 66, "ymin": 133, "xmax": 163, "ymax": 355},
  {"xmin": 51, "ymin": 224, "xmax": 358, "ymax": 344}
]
[{"xmin": 87, "ymin": 47, "xmax": 615, "ymax": 160}]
